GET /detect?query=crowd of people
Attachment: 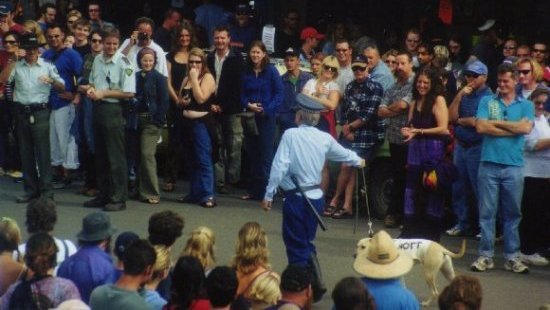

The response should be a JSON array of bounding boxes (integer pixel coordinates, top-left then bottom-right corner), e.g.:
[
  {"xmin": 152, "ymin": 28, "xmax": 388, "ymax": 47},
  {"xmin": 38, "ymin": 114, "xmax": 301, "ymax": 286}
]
[
  {"xmin": 0, "ymin": 0, "xmax": 549, "ymax": 308},
  {"xmin": 1, "ymin": 203, "xmax": 495, "ymax": 310}
]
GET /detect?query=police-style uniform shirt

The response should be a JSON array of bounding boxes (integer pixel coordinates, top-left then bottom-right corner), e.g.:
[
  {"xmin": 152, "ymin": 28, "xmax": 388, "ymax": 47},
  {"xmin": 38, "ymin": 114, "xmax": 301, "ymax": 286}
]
[
  {"xmin": 89, "ymin": 51, "xmax": 136, "ymax": 103},
  {"xmin": 8, "ymin": 58, "xmax": 65, "ymax": 105},
  {"xmin": 264, "ymin": 125, "xmax": 362, "ymax": 201}
]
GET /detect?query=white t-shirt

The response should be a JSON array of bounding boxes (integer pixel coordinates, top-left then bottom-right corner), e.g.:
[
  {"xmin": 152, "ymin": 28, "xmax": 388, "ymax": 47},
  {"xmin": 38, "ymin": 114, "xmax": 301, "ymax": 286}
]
[
  {"xmin": 16, "ymin": 237, "xmax": 77, "ymax": 275},
  {"xmin": 302, "ymin": 79, "xmax": 340, "ymax": 100}
]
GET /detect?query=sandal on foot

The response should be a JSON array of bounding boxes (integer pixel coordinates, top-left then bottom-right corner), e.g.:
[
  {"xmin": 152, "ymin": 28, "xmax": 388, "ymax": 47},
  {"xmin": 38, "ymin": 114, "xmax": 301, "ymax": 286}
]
[
  {"xmin": 322, "ymin": 205, "xmax": 339, "ymax": 217},
  {"xmin": 200, "ymin": 197, "xmax": 217, "ymax": 208},
  {"xmin": 240, "ymin": 194, "xmax": 252, "ymax": 200},
  {"xmin": 332, "ymin": 209, "xmax": 353, "ymax": 219},
  {"xmin": 142, "ymin": 197, "xmax": 160, "ymax": 204}
]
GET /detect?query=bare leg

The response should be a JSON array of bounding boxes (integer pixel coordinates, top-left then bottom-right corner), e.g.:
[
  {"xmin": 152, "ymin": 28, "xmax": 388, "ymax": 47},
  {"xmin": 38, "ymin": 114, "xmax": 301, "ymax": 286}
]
[
  {"xmin": 342, "ymin": 168, "xmax": 356, "ymax": 213},
  {"xmin": 329, "ymin": 164, "xmax": 352, "ymax": 207}
]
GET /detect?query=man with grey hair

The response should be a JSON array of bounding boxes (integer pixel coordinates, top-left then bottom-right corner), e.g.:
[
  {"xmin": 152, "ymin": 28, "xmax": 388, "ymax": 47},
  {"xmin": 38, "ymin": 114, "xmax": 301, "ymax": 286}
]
[
  {"xmin": 262, "ymin": 93, "xmax": 365, "ymax": 303},
  {"xmin": 363, "ymin": 42, "xmax": 395, "ymax": 92}
]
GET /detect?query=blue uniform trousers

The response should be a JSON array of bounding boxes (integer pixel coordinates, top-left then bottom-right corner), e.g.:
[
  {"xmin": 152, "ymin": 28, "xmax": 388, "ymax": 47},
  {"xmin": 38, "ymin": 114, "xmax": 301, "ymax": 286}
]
[{"xmin": 283, "ymin": 192, "xmax": 324, "ymax": 265}]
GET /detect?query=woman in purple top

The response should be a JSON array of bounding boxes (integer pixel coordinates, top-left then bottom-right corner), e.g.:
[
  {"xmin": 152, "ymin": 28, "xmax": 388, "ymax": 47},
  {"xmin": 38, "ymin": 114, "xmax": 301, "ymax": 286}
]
[
  {"xmin": 240, "ymin": 41, "xmax": 283, "ymax": 201},
  {"xmin": 1, "ymin": 233, "xmax": 81, "ymax": 309},
  {"xmin": 400, "ymin": 67, "xmax": 450, "ymax": 242}
]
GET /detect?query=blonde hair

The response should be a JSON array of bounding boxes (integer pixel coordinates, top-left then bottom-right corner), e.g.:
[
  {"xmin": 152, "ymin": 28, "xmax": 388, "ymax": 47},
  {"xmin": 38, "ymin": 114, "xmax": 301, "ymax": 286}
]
[
  {"xmin": 151, "ymin": 245, "xmax": 171, "ymax": 280},
  {"xmin": 0, "ymin": 217, "xmax": 22, "ymax": 262},
  {"xmin": 517, "ymin": 57, "xmax": 544, "ymax": 82},
  {"xmin": 232, "ymin": 222, "xmax": 270, "ymax": 275},
  {"xmin": 181, "ymin": 226, "xmax": 216, "ymax": 271},
  {"xmin": 67, "ymin": 9, "xmax": 82, "ymax": 19},
  {"xmin": 248, "ymin": 272, "xmax": 281, "ymax": 309},
  {"xmin": 188, "ymin": 47, "xmax": 210, "ymax": 77},
  {"xmin": 23, "ymin": 20, "xmax": 47, "ymax": 46},
  {"xmin": 319, "ymin": 55, "xmax": 340, "ymax": 79}
]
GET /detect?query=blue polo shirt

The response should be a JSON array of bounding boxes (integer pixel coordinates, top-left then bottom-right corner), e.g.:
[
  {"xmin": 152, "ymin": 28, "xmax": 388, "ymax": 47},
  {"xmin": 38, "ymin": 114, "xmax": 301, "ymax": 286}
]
[
  {"xmin": 57, "ymin": 245, "xmax": 116, "ymax": 303},
  {"xmin": 361, "ymin": 278, "xmax": 419, "ymax": 310},
  {"xmin": 476, "ymin": 95, "xmax": 535, "ymax": 166},
  {"xmin": 454, "ymin": 86, "xmax": 493, "ymax": 144},
  {"xmin": 42, "ymin": 48, "xmax": 83, "ymax": 110}
]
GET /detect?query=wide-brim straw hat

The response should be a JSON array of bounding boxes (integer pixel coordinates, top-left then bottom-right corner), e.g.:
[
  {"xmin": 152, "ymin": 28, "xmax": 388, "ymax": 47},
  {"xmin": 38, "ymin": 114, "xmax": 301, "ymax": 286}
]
[{"xmin": 353, "ymin": 230, "xmax": 413, "ymax": 279}]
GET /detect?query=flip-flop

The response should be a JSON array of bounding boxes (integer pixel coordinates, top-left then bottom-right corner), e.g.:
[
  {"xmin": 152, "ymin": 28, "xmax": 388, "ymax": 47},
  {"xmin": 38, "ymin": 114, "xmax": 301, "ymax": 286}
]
[
  {"xmin": 322, "ymin": 205, "xmax": 339, "ymax": 217},
  {"xmin": 332, "ymin": 208, "xmax": 353, "ymax": 219}
]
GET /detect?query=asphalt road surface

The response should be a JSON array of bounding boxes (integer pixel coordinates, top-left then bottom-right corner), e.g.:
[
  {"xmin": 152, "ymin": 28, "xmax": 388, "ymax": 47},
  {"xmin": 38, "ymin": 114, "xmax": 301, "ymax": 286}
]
[{"xmin": 0, "ymin": 176, "xmax": 548, "ymax": 309}]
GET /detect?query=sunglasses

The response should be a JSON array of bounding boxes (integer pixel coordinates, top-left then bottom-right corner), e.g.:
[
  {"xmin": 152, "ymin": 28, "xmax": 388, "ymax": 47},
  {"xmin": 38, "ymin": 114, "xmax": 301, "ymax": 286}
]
[
  {"xmin": 464, "ymin": 72, "xmax": 480, "ymax": 79},
  {"xmin": 352, "ymin": 66, "xmax": 366, "ymax": 72},
  {"xmin": 323, "ymin": 65, "xmax": 337, "ymax": 73},
  {"xmin": 91, "ymin": 39, "xmax": 102, "ymax": 43},
  {"xmin": 533, "ymin": 48, "xmax": 547, "ymax": 53},
  {"xmin": 518, "ymin": 69, "xmax": 531, "ymax": 75},
  {"xmin": 189, "ymin": 60, "xmax": 202, "ymax": 64},
  {"xmin": 4, "ymin": 40, "xmax": 17, "ymax": 45}
]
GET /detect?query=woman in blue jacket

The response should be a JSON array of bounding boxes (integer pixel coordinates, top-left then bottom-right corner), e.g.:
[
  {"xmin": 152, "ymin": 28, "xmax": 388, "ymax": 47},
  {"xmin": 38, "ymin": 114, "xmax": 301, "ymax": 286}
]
[
  {"xmin": 135, "ymin": 48, "xmax": 169, "ymax": 204},
  {"xmin": 241, "ymin": 41, "xmax": 284, "ymax": 200}
]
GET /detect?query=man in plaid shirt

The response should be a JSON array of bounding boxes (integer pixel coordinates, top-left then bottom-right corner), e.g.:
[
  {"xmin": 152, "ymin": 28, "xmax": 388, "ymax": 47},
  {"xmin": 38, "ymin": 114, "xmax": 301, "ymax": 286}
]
[
  {"xmin": 328, "ymin": 54, "xmax": 384, "ymax": 219},
  {"xmin": 377, "ymin": 51, "xmax": 415, "ymax": 228}
]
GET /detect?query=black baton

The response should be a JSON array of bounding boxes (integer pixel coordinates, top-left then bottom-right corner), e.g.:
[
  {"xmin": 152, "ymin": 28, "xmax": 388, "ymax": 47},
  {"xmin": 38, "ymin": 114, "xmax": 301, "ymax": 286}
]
[{"xmin": 290, "ymin": 176, "xmax": 327, "ymax": 231}]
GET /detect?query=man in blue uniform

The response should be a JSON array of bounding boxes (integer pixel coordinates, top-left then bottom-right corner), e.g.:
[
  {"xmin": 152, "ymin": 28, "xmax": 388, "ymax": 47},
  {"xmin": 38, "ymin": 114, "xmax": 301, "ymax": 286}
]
[{"xmin": 261, "ymin": 94, "xmax": 364, "ymax": 302}]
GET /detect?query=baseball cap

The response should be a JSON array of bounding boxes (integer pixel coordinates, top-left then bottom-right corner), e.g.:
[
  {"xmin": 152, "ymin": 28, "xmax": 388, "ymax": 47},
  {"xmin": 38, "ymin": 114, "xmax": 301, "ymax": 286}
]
[
  {"xmin": 114, "ymin": 231, "xmax": 140, "ymax": 259},
  {"xmin": 351, "ymin": 55, "xmax": 368, "ymax": 68},
  {"xmin": 284, "ymin": 47, "xmax": 299, "ymax": 58},
  {"xmin": 300, "ymin": 27, "xmax": 324, "ymax": 41},
  {"xmin": 0, "ymin": 1, "xmax": 12, "ymax": 15},
  {"xmin": 478, "ymin": 19, "xmax": 495, "ymax": 32},
  {"xmin": 464, "ymin": 60, "xmax": 488, "ymax": 76},
  {"xmin": 235, "ymin": 4, "xmax": 250, "ymax": 14}
]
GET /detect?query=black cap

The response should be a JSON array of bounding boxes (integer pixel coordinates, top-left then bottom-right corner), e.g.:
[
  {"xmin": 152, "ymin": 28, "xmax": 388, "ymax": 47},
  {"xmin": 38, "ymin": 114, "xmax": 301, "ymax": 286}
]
[
  {"xmin": 281, "ymin": 264, "xmax": 312, "ymax": 292},
  {"xmin": 19, "ymin": 33, "xmax": 40, "ymax": 49},
  {"xmin": 236, "ymin": 4, "xmax": 250, "ymax": 14},
  {"xmin": 114, "ymin": 231, "xmax": 140, "ymax": 259}
]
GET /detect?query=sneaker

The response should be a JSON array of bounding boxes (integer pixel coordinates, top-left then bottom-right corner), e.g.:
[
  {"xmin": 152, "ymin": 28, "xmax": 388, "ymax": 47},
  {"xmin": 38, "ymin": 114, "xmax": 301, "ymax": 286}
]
[
  {"xmin": 7, "ymin": 170, "xmax": 23, "ymax": 178},
  {"xmin": 504, "ymin": 258, "xmax": 529, "ymax": 273},
  {"xmin": 520, "ymin": 253, "xmax": 549, "ymax": 266},
  {"xmin": 445, "ymin": 225, "xmax": 464, "ymax": 236},
  {"xmin": 471, "ymin": 256, "xmax": 494, "ymax": 272}
]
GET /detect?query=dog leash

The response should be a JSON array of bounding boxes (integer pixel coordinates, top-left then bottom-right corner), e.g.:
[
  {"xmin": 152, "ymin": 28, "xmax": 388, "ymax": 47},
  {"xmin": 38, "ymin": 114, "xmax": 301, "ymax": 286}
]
[{"xmin": 353, "ymin": 166, "xmax": 374, "ymax": 238}]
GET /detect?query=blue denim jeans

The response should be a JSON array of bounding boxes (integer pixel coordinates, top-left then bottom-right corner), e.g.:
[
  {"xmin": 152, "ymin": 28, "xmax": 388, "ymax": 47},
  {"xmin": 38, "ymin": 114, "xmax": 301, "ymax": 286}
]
[
  {"xmin": 189, "ymin": 121, "xmax": 214, "ymax": 203},
  {"xmin": 451, "ymin": 143, "xmax": 481, "ymax": 232},
  {"xmin": 478, "ymin": 162, "xmax": 524, "ymax": 260},
  {"xmin": 247, "ymin": 114, "xmax": 276, "ymax": 199}
]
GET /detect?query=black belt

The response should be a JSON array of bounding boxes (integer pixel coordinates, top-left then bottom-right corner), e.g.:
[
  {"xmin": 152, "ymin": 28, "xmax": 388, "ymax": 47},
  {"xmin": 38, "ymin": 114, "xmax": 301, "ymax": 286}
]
[
  {"xmin": 457, "ymin": 140, "xmax": 481, "ymax": 148},
  {"xmin": 16, "ymin": 102, "xmax": 49, "ymax": 112},
  {"xmin": 282, "ymin": 185, "xmax": 321, "ymax": 196}
]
